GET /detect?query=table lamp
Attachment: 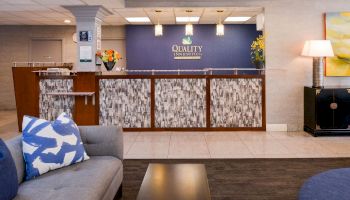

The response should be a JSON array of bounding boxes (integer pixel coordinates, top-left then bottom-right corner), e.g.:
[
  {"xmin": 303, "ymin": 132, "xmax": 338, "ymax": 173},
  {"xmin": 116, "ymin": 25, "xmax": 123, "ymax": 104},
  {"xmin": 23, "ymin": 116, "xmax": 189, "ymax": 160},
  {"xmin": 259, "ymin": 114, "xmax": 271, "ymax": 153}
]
[{"xmin": 302, "ymin": 40, "xmax": 334, "ymax": 88}]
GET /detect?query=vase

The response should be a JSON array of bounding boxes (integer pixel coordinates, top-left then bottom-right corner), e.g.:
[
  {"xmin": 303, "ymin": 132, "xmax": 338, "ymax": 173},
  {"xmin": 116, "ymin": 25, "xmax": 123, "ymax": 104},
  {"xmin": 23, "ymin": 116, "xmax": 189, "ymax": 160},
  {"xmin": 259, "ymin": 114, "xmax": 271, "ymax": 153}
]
[
  {"xmin": 254, "ymin": 61, "xmax": 265, "ymax": 69},
  {"xmin": 103, "ymin": 61, "xmax": 115, "ymax": 71}
]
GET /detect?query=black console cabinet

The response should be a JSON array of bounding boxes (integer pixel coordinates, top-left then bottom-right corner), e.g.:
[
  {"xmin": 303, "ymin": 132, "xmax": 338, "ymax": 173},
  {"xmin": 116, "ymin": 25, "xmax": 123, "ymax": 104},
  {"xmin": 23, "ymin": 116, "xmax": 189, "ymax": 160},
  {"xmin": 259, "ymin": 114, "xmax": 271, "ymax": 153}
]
[{"xmin": 304, "ymin": 87, "xmax": 350, "ymax": 136}]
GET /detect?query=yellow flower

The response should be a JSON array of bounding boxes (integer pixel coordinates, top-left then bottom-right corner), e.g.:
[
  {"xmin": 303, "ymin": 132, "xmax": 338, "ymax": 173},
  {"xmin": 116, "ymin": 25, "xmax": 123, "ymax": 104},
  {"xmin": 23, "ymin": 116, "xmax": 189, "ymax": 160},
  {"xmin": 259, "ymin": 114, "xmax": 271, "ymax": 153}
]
[{"xmin": 251, "ymin": 35, "xmax": 264, "ymax": 51}]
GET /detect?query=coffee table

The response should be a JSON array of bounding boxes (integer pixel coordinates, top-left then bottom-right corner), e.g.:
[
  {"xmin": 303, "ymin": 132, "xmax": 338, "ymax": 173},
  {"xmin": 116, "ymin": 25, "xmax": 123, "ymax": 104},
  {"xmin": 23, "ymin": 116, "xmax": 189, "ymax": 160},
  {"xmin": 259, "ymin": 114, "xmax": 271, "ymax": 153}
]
[{"xmin": 137, "ymin": 164, "xmax": 211, "ymax": 200}]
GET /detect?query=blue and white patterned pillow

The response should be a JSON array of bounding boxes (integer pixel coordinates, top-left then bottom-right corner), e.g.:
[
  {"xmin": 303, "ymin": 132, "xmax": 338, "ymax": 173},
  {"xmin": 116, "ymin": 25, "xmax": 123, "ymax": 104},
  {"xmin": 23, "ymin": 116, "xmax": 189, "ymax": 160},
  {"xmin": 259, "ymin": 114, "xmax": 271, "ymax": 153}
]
[{"xmin": 22, "ymin": 113, "xmax": 89, "ymax": 180}]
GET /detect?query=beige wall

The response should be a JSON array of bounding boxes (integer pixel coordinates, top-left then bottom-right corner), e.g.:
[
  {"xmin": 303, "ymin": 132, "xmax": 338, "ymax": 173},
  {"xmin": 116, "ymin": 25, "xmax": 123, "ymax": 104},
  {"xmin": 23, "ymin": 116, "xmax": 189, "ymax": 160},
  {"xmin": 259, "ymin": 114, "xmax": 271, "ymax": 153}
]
[
  {"xmin": 125, "ymin": 0, "xmax": 350, "ymax": 131},
  {"xmin": 0, "ymin": 25, "xmax": 125, "ymax": 110}
]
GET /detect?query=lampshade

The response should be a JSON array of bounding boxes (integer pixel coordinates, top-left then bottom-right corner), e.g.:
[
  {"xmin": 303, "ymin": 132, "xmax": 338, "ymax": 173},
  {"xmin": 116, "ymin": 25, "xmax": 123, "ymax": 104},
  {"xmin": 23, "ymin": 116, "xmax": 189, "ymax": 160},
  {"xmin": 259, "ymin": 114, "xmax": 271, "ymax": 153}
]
[
  {"xmin": 155, "ymin": 24, "xmax": 163, "ymax": 37},
  {"xmin": 302, "ymin": 40, "xmax": 334, "ymax": 57},
  {"xmin": 216, "ymin": 23, "xmax": 224, "ymax": 36},
  {"xmin": 185, "ymin": 23, "xmax": 193, "ymax": 36}
]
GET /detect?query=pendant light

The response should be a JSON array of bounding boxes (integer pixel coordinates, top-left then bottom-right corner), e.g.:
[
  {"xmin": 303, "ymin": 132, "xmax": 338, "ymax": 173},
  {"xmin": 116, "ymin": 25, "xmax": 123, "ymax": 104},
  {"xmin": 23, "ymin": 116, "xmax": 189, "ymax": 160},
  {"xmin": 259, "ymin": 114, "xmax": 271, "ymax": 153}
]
[
  {"xmin": 155, "ymin": 10, "xmax": 163, "ymax": 37},
  {"xmin": 185, "ymin": 10, "xmax": 193, "ymax": 36},
  {"xmin": 216, "ymin": 10, "xmax": 224, "ymax": 36},
  {"xmin": 185, "ymin": 24, "xmax": 193, "ymax": 36}
]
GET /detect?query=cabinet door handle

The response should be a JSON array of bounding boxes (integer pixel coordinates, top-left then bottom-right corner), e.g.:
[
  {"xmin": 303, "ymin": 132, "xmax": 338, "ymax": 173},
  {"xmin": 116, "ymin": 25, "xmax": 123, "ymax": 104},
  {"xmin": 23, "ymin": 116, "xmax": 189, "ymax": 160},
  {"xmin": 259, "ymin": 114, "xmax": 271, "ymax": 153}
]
[{"xmin": 330, "ymin": 102, "xmax": 338, "ymax": 110}]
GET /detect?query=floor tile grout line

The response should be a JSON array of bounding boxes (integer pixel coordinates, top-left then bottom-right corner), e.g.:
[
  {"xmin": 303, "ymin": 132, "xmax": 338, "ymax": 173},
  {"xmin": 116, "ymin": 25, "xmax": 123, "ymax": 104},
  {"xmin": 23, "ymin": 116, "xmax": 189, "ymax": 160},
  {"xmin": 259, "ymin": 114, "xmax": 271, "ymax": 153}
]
[
  {"xmin": 204, "ymin": 133, "xmax": 213, "ymax": 158},
  {"xmin": 242, "ymin": 139, "xmax": 294, "ymax": 156},
  {"xmin": 277, "ymin": 139, "xmax": 299, "ymax": 155},
  {"xmin": 315, "ymin": 140, "xmax": 345, "ymax": 155},
  {"xmin": 167, "ymin": 132, "xmax": 172, "ymax": 158},
  {"xmin": 279, "ymin": 139, "xmax": 330, "ymax": 157},
  {"xmin": 240, "ymin": 139, "xmax": 259, "ymax": 156},
  {"xmin": 239, "ymin": 138, "xmax": 255, "ymax": 157},
  {"xmin": 124, "ymin": 141, "xmax": 135, "ymax": 156},
  {"xmin": 124, "ymin": 132, "xmax": 139, "ymax": 155}
]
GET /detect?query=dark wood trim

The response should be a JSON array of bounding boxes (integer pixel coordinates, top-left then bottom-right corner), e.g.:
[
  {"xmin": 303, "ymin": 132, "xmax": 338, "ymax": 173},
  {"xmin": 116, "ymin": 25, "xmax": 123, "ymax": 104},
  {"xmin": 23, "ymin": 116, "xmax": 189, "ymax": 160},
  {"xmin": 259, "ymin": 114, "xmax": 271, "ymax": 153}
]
[
  {"xmin": 95, "ymin": 77, "xmax": 100, "ymax": 125},
  {"xmin": 150, "ymin": 78, "xmax": 155, "ymax": 128},
  {"xmin": 261, "ymin": 76, "xmax": 267, "ymax": 130},
  {"xmin": 73, "ymin": 72, "xmax": 97, "ymax": 125},
  {"xmin": 202, "ymin": 127, "xmax": 266, "ymax": 131},
  {"xmin": 123, "ymin": 127, "xmax": 266, "ymax": 132},
  {"xmin": 206, "ymin": 74, "xmax": 265, "ymax": 79},
  {"xmin": 206, "ymin": 78, "xmax": 211, "ymax": 128},
  {"xmin": 38, "ymin": 76, "xmax": 75, "ymax": 80},
  {"xmin": 96, "ymin": 74, "xmax": 264, "ymax": 79},
  {"xmin": 98, "ymin": 75, "xmax": 153, "ymax": 79}
]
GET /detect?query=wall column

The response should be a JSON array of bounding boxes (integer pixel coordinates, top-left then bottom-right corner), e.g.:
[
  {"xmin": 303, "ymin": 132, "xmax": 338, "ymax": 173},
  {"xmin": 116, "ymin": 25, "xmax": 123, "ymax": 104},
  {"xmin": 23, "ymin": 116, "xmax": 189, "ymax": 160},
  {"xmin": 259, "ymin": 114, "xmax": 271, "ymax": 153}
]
[{"xmin": 64, "ymin": 6, "xmax": 112, "ymax": 71}]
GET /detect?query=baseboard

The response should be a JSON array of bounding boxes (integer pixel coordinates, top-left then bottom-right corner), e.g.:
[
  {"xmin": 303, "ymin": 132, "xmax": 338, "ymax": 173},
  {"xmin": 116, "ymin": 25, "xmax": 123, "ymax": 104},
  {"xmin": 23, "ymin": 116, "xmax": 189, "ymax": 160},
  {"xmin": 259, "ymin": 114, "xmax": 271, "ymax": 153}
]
[{"xmin": 266, "ymin": 124, "xmax": 288, "ymax": 132}]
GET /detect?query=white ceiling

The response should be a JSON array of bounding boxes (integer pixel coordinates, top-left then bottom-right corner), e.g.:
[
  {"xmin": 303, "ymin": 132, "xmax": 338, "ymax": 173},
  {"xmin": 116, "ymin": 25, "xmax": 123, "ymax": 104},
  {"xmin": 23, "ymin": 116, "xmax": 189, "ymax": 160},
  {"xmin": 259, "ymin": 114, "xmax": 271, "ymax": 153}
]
[{"xmin": 0, "ymin": 0, "xmax": 263, "ymax": 25}]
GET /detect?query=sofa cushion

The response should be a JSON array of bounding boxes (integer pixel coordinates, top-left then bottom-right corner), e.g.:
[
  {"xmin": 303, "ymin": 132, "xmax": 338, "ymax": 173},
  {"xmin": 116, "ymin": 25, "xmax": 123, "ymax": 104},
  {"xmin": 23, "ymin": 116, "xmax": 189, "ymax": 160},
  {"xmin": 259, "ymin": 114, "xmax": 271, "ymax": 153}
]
[
  {"xmin": 22, "ymin": 113, "xmax": 89, "ymax": 180},
  {"xmin": 14, "ymin": 156, "xmax": 122, "ymax": 200},
  {"xmin": 0, "ymin": 139, "xmax": 19, "ymax": 200},
  {"xmin": 5, "ymin": 136, "xmax": 25, "ymax": 184}
]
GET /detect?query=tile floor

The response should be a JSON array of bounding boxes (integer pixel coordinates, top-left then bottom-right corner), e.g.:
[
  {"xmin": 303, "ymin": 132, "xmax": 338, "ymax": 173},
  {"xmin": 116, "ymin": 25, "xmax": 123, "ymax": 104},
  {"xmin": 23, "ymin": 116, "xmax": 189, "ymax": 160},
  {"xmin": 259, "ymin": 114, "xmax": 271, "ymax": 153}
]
[
  {"xmin": 2, "ymin": 110, "xmax": 350, "ymax": 159},
  {"xmin": 123, "ymin": 131, "xmax": 350, "ymax": 159}
]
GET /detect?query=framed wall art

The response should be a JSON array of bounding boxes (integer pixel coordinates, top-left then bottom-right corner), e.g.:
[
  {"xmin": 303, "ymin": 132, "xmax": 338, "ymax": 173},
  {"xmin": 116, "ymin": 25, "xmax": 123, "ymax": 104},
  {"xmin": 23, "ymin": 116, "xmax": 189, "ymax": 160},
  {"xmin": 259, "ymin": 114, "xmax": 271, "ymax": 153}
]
[{"xmin": 325, "ymin": 12, "xmax": 350, "ymax": 76}]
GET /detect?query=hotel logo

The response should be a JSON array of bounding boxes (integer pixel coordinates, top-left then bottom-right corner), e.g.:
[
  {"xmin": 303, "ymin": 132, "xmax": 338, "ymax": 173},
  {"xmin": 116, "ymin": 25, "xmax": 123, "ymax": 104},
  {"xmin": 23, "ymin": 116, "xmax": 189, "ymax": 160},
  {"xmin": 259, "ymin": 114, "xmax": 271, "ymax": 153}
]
[
  {"xmin": 182, "ymin": 36, "xmax": 192, "ymax": 45},
  {"xmin": 172, "ymin": 36, "xmax": 203, "ymax": 60}
]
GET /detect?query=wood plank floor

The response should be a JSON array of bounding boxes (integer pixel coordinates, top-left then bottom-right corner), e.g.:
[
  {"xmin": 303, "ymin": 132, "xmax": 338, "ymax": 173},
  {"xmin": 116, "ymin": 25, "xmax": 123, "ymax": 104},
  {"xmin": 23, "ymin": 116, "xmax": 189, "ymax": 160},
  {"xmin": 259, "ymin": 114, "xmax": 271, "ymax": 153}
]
[{"xmin": 123, "ymin": 158, "xmax": 350, "ymax": 200}]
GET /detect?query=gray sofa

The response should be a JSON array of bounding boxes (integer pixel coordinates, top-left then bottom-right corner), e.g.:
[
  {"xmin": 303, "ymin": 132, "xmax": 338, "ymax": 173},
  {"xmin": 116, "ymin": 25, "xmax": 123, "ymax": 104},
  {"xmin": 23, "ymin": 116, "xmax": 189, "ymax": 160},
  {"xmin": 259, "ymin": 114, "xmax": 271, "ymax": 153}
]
[{"xmin": 5, "ymin": 126, "xmax": 123, "ymax": 200}]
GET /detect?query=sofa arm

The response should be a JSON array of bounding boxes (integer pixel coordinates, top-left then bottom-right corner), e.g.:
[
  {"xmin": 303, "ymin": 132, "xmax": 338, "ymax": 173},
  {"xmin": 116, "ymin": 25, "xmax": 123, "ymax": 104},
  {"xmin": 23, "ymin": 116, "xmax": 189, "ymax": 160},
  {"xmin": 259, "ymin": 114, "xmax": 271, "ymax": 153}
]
[{"xmin": 78, "ymin": 126, "xmax": 123, "ymax": 160}]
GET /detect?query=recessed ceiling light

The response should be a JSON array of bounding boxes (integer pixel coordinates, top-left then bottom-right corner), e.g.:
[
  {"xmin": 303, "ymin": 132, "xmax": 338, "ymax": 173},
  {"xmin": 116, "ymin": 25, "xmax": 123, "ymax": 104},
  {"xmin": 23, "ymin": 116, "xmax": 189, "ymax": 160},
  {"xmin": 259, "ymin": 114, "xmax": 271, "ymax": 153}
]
[
  {"xmin": 125, "ymin": 17, "xmax": 151, "ymax": 23},
  {"xmin": 176, "ymin": 17, "xmax": 200, "ymax": 23},
  {"xmin": 64, "ymin": 19, "xmax": 71, "ymax": 24},
  {"xmin": 225, "ymin": 17, "xmax": 251, "ymax": 22}
]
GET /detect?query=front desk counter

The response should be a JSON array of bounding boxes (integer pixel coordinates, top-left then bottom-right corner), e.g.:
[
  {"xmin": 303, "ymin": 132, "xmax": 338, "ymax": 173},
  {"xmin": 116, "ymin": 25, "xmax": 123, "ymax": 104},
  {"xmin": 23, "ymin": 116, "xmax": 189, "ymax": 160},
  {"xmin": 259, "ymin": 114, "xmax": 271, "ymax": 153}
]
[{"xmin": 13, "ymin": 70, "xmax": 265, "ymax": 131}]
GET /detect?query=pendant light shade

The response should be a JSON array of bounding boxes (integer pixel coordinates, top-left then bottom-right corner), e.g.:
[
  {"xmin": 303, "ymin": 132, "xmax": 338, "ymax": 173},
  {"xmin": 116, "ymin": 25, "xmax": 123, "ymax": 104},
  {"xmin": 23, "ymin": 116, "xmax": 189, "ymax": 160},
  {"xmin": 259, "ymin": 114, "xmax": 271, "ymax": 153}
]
[
  {"xmin": 185, "ymin": 10, "xmax": 194, "ymax": 36},
  {"xmin": 216, "ymin": 23, "xmax": 224, "ymax": 36},
  {"xmin": 154, "ymin": 10, "xmax": 163, "ymax": 37},
  {"xmin": 185, "ymin": 23, "xmax": 193, "ymax": 36},
  {"xmin": 155, "ymin": 24, "xmax": 163, "ymax": 37},
  {"xmin": 216, "ymin": 10, "xmax": 224, "ymax": 36}
]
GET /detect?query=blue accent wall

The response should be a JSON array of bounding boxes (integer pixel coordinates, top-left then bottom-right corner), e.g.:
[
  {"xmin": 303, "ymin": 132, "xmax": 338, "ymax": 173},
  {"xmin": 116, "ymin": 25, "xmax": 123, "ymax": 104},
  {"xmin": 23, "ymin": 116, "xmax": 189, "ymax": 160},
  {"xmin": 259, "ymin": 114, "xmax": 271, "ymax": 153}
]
[{"xmin": 126, "ymin": 24, "xmax": 261, "ymax": 70}]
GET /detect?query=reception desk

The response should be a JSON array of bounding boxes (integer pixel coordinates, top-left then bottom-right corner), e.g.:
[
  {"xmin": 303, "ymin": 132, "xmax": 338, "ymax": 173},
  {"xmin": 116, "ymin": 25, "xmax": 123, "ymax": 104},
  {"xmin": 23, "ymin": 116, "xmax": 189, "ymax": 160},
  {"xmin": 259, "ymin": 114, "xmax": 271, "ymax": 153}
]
[{"xmin": 13, "ymin": 69, "xmax": 265, "ymax": 131}]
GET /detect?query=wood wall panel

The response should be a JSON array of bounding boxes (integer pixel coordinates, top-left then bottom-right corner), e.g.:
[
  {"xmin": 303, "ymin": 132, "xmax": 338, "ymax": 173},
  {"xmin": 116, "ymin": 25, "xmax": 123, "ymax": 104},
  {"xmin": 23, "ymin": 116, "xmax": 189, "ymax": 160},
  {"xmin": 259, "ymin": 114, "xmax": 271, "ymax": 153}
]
[
  {"xmin": 73, "ymin": 72, "xmax": 98, "ymax": 125},
  {"xmin": 12, "ymin": 67, "xmax": 41, "ymax": 131},
  {"xmin": 12, "ymin": 65, "xmax": 74, "ymax": 131}
]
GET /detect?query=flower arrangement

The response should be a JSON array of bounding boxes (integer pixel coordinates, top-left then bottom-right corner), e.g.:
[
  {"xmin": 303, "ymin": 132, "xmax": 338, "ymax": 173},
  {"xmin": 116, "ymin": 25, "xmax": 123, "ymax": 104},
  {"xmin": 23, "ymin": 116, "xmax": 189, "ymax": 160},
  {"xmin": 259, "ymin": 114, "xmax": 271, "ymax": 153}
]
[
  {"xmin": 96, "ymin": 50, "xmax": 122, "ymax": 71},
  {"xmin": 96, "ymin": 50, "xmax": 122, "ymax": 63},
  {"xmin": 250, "ymin": 35, "xmax": 265, "ymax": 69}
]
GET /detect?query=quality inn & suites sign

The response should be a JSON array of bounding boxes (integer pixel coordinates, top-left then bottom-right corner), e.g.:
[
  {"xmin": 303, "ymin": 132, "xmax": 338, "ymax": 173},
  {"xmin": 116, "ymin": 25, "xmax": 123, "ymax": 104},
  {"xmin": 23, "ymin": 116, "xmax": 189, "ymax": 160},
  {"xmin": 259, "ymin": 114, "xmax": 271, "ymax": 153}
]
[{"xmin": 171, "ymin": 36, "xmax": 203, "ymax": 60}]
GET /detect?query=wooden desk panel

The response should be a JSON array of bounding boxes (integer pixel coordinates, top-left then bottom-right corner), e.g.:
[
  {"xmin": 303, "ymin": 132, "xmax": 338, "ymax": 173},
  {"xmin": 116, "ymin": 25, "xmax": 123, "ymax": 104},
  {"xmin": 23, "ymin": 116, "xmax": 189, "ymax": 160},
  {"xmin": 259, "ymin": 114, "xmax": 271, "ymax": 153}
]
[
  {"xmin": 12, "ymin": 71, "xmax": 265, "ymax": 131},
  {"xmin": 12, "ymin": 67, "xmax": 45, "ymax": 131},
  {"xmin": 73, "ymin": 72, "xmax": 98, "ymax": 125}
]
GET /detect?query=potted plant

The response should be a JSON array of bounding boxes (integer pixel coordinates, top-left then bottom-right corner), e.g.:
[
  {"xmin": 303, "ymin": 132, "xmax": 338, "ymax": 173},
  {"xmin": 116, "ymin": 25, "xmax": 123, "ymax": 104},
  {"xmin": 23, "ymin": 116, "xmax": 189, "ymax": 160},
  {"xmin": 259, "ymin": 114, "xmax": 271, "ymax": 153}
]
[
  {"xmin": 96, "ymin": 50, "xmax": 122, "ymax": 71},
  {"xmin": 250, "ymin": 35, "xmax": 265, "ymax": 69}
]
